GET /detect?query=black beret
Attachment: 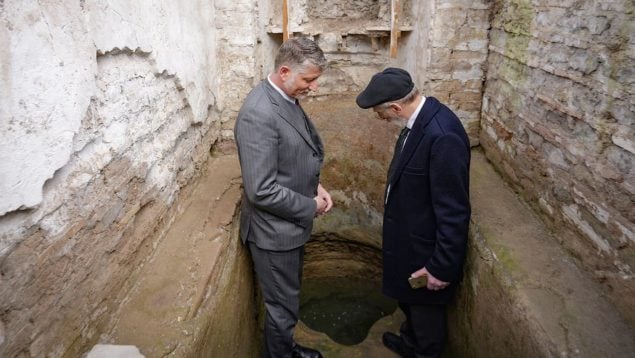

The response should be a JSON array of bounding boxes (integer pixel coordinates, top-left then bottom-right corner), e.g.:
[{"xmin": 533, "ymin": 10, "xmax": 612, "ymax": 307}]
[{"xmin": 356, "ymin": 67, "xmax": 414, "ymax": 108}]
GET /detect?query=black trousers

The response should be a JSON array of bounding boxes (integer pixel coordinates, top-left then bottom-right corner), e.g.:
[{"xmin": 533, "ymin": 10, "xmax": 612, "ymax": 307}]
[
  {"xmin": 249, "ymin": 242, "xmax": 305, "ymax": 358},
  {"xmin": 399, "ymin": 302, "xmax": 448, "ymax": 358}
]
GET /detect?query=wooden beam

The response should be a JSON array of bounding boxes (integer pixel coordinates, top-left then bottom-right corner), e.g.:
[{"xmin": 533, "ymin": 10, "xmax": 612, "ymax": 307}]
[
  {"xmin": 282, "ymin": 0, "xmax": 290, "ymax": 41},
  {"xmin": 390, "ymin": 0, "xmax": 401, "ymax": 58}
]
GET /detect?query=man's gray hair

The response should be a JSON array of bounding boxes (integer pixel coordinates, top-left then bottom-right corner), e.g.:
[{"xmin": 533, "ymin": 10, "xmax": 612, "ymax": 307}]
[
  {"xmin": 376, "ymin": 87, "xmax": 420, "ymax": 109},
  {"xmin": 274, "ymin": 37, "xmax": 328, "ymax": 72}
]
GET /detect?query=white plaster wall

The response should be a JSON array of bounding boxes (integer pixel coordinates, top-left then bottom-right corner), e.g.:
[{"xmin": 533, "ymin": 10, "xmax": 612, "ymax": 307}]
[
  {"xmin": 397, "ymin": 0, "xmax": 430, "ymax": 86},
  {"xmin": 89, "ymin": 0, "xmax": 218, "ymax": 122},
  {"xmin": 0, "ymin": 0, "xmax": 217, "ymax": 218},
  {"xmin": 0, "ymin": 1, "xmax": 95, "ymax": 216},
  {"xmin": 0, "ymin": 1, "xmax": 221, "ymax": 355}
]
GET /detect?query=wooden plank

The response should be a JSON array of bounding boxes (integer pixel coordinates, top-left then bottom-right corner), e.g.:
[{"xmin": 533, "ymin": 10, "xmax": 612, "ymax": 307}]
[
  {"xmin": 282, "ymin": 0, "xmax": 290, "ymax": 41},
  {"xmin": 390, "ymin": 0, "xmax": 401, "ymax": 58}
]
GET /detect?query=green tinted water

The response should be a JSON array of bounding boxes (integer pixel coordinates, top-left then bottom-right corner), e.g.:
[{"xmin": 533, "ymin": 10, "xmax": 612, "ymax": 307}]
[{"xmin": 299, "ymin": 277, "xmax": 397, "ymax": 346}]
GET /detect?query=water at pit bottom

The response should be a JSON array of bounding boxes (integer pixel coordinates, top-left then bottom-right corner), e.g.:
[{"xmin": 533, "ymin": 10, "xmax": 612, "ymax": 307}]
[{"xmin": 299, "ymin": 277, "xmax": 397, "ymax": 346}]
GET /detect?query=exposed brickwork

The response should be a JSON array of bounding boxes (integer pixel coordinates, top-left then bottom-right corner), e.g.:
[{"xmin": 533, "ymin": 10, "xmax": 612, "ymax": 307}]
[
  {"xmin": 480, "ymin": 0, "xmax": 634, "ymax": 320},
  {"xmin": 215, "ymin": 0, "xmax": 260, "ymax": 138},
  {"xmin": 424, "ymin": 0, "xmax": 491, "ymax": 145}
]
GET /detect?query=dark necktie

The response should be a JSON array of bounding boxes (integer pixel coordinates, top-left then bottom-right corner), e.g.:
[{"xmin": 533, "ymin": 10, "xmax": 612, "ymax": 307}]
[
  {"xmin": 297, "ymin": 101, "xmax": 320, "ymax": 147},
  {"xmin": 387, "ymin": 126, "xmax": 410, "ymax": 181}
]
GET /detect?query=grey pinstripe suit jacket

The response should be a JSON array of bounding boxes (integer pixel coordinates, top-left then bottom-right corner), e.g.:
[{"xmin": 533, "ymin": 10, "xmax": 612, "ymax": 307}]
[{"xmin": 234, "ymin": 80, "xmax": 324, "ymax": 251}]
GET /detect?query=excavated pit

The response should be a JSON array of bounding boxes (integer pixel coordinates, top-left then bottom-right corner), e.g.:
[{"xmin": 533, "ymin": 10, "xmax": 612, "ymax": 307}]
[
  {"xmin": 104, "ymin": 95, "xmax": 635, "ymax": 357},
  {"xmin": 298, "ymin": 97, "xmax": 398, "ymax": 348},
  {"xmin": 285, "ymin": 95, "xmax": 406, "ymax": 356},
  {"xmin": 300, "ymin": 235, "xmax": 396, "ymax": 345}
]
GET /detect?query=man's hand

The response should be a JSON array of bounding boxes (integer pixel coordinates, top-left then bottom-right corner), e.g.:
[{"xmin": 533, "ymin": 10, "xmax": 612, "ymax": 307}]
[
  {"xmin": 411, "ymin": 267, "xmax": 450, "ymax": 291},
  {"xmin": 314, "ymin": 196, "xmax": 327, "ymax": 216},
  {"xmin": 316, "ymin": 183, "xmax": 333, "ymax": 214}
]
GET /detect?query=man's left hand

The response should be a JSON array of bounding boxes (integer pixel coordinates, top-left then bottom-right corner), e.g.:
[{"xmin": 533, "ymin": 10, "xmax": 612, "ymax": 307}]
[
  {"xmin": 411, "ymin": 267, "xmax": 450, "ymax": 291},
  {"xmin": 317, "ymin": 183, "xmax": 333, "ymax": 214}
]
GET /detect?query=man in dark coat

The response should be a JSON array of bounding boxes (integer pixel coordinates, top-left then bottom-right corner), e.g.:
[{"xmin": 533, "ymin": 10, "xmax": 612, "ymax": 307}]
[{"xmin": 356, "ymin": 68, "xmax": 471, "ymax": 358}]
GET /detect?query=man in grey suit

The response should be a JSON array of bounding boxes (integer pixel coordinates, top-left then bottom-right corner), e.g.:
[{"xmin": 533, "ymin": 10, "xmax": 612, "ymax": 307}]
[{"xmin": 234, "ymin": 37, "xmax": 332, "ymax": 358}]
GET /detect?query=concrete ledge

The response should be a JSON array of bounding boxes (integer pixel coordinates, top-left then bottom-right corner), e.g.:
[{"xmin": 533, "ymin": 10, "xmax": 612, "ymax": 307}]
[
  {"xmin": 448, "ymin": 149, "xmax": 635, "ymax": 357},
  {"xmin": 99, "ymin": 153, "xmax": 258, "ymax": 357}
]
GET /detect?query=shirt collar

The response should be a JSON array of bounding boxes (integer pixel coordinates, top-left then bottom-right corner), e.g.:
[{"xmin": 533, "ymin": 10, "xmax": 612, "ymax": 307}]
[
  {"xmin": 406, "ymin": 96, "xmax": 426, "ymax": 129},
  {"xmin": 268, "ymin": 75, "xmax": 296, "ymax": 104}
]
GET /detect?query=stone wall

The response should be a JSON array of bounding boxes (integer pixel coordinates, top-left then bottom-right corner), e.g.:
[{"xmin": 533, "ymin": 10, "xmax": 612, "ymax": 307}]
[
  {"xmin": 398, "ymin": 0, "xmax": 490, "ymax": 146},
  {"xmin": 216, "ymin": 0, "xmax": 399, "ymax": 138},
  {"xmin": 0, "ymin": 1, "xmax": 220, "ymax": 356},
  {"xmin": 449, "ymin": 150, "xmax": 635, "ymax": 357},
  {"xmin": 216, "ymin": 0, "xmax": 491, "ymax": 144},
  {"xmin": 215, "ymin": 0, "xmax": 262, "ymax": 138},
  {"xmin": 480, "ymin": 0, "xmax": 634, "ymax": 321},
  {"xmin": 271, "ymin": 1, "xmax": 403, "ymax": 96}
]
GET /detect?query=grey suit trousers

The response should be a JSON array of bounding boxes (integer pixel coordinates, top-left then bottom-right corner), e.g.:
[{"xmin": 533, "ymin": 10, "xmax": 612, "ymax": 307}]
[{"xmin": 249, "ymin": 242, "xmax": 305, "ymax": 358}]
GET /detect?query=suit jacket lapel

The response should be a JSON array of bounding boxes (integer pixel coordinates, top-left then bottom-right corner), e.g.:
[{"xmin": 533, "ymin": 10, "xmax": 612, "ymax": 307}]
[
  {"xmin": 298, "ymin": 104, "xmax": 324, "ymax": 157},
  {"xmin": 263, "ymin": 81, "xmax": 319, "ymax": 153},
  {"xmin": 390, "ymin": 97, "xmax": 441, "ymax": 184}
]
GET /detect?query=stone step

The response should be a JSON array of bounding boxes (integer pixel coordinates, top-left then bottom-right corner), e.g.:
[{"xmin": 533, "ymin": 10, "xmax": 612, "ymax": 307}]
[
  {"xmin": 449, "ymin": 149, "xmax": 635, "ymax": 357},
  {"xmin": 100, "ymin": 153, "xmax": 258, "ymax": 357}
]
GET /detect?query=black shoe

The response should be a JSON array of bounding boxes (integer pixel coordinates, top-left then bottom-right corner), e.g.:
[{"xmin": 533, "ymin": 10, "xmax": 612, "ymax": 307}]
[
  {"xmin": 292, "ymin": 343, "xmax": 323, "ymax": 358},
  {"xmin": 382, "ymin": 332, "xmax": 415, "ymax": 358}
]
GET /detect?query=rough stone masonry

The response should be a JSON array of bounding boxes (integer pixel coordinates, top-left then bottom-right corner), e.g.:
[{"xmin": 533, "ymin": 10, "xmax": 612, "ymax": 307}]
[
  {"xmin": 0, "ymin": 0, "xmax": 633, "ymax": 356},
  {"xmin": 480, "ymin": 0, "xmax": 634, "ymax": 323}
]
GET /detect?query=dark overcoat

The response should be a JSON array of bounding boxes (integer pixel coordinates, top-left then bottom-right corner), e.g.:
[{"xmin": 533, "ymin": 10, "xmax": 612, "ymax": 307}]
[{"xmin": 382, "ymin": 96, "xmax": 471, "ymax": 304}]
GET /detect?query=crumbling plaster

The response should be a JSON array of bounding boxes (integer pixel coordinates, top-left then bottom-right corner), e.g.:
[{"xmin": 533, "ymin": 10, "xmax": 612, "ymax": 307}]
[
  {"xmin": 0, "ymin": 1, "xmax": 95, "ymax": 217},
  {"xmin": 0, "ymin": 1, "xmax": 221, "ymax": 355},
  {"xmin": 0, "ymin": 0, "xmax": 218, "ymax": 218}
]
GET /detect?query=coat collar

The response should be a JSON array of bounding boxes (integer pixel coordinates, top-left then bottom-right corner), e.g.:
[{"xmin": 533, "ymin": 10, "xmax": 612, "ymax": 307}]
[{"xmin": 390, "ymin": 96, "xmax": 442, "ymax": 183}]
